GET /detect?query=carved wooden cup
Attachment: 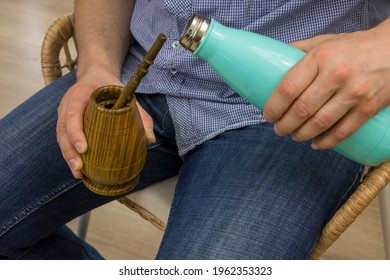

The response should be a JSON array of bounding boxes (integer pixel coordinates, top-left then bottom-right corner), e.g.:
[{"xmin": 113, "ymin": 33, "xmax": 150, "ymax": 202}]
[{"xmin": 81, "ymin": 85, "xmax": 147, "ymax": 196}]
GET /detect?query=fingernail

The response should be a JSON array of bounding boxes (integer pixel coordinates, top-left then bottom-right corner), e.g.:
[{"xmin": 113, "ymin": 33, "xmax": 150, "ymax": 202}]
[
  {"xmin": 291, "ymin": 134, "xmax": 298, "ymax": 142},
  {"xmin": 263, "ymin": 113, "xmax": 271, "ymax": 122},
  {"xmin": 147, "ymin": 130, "xmax": 156, "ymax": 143},
  {"xmin": 75, "ymin": 142, "xmax": 86, "ymax": 153},
  {"xmin": 274, "ymin": 125, "xmax": 284, "ymax": 137},
  {"xmin": 69, "ymin": 159, "xmax": 79, "ymax": 170},
  {"xmin": 311, "ymin": 143, "xmax": 321, "ymax": 150},
  {"xmin": 71, "ymin": 170, "xmax": 82, "ymax": 179}
]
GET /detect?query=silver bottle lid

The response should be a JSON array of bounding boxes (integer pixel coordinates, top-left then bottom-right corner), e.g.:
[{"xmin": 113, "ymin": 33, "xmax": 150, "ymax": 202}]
[{"xmin": 179, "ymin": 14, "xmax": 211, "ymax": 52}]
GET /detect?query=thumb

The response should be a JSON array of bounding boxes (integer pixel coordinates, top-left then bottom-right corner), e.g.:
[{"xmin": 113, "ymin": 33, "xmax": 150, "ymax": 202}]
[{"xmin": 290, "ymin": 34, "xmax": 338, "ymax": 52}]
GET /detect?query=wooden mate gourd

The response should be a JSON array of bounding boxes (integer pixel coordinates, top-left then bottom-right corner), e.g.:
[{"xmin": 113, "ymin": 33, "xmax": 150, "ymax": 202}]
[{"xmin": 81, "ymin": 34, "xmax": 166, "ymax": 196}]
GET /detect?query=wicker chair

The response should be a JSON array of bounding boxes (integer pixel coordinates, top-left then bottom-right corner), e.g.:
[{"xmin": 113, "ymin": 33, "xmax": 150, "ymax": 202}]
[{"xmin": 41, "ymin": 12, "xmax": 390, "ymax": 259}]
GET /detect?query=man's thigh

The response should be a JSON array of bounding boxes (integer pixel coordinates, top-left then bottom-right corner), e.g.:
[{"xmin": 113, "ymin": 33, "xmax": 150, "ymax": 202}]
[
  {"xmin": 157, "ymin": 123, "xmax": 363, "ymax": 259},
  {"xmin": 0, "ymin": 74, "xmax": 181, "ymax": 258}
]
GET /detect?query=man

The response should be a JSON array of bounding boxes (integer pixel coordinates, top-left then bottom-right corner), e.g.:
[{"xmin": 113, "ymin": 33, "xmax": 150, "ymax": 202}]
[{"xmin": 0, "ymin": 0, "xmax": 389, "ymax": 259}]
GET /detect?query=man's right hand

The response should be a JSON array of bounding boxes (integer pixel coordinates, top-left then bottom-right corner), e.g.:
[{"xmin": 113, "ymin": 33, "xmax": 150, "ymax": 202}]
[{"xmin": 56, "ymin": 72, "xmax": 155, "ymax": 179}]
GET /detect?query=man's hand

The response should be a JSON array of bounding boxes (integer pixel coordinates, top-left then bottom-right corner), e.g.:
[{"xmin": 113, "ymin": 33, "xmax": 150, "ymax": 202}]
[
  {"xmin": 57, "ymin": 81, "xmax": 97, "ymax": 179},
  {"xmin": 62, "ymin": 0, "xmax": 140, "ymax": 178},
  {"xmin": 263, "ymin": 18, "xmax": 390, "ymax": 150},
  {"xmin": 57, "ymin": 72, "xmax": 155, "ymax": 179}
]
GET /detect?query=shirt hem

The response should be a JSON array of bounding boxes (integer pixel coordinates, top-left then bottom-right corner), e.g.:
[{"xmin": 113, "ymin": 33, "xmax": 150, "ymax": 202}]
[{"xmin": 178, "ymin": 119, "xmax": 267, "ymax": 157}]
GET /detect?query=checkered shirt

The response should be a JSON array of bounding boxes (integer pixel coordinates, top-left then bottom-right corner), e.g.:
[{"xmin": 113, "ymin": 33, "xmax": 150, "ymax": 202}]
[{"xmin": 121, "ymin": 0, "xmax": 390, "ymax": 156}]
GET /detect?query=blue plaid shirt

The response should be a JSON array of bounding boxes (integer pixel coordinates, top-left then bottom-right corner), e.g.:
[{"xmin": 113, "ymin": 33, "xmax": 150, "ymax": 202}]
[{"xmin": 121, "ymin": 0, "xmax": 390, "ymax": 156}]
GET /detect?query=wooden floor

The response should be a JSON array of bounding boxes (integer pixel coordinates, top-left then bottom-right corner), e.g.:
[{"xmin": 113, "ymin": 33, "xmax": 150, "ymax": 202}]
[{"xmin": 0, "ymin": 0, "xmax": 386, "ymax": 260}]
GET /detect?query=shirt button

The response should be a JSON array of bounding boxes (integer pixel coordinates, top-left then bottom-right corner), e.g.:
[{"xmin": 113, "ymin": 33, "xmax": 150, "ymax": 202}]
[
  {"xmin": 170, "ymin": 68, "xmax": 178, "ymax": 75},
  {"xmin": 171, "ymin": 41, "xmax": 180, "ymax": 49}
]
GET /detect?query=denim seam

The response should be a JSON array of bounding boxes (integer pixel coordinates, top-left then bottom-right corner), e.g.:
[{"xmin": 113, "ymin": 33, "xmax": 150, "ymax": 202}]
[
  {"xmin": 16, "ymin": 227, "xmax": 95, "ymax": 260},
  {"xmin": 160, "ymin": 109, "xmax": 170, "ymax": 136},
  {"xmin": 163, "ymin": 162, "xmax": 186, "ymax": 226},
  {"xmin": 147, "ymin": 140, "xmax": 164, "ymax": 150},
  {"xmin": 0, "ymin": 180, "xmax": 83, "ymax": 238},
  {"xmin": 333, "ymin": 164, "xmax": 364, "ymax": 212}
]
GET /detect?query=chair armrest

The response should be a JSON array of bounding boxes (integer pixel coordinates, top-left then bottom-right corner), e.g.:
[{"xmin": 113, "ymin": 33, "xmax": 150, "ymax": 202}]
[{"xmin": 41, "ymin": 12, "xmax": 77, "ymax": 85}]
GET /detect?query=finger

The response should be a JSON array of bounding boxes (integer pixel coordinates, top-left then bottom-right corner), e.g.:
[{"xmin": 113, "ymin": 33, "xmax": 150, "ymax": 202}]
[
  {"xmin": 71, "ymin": 170, "xmax": 83, "ymax": 179},
  {"xmin": 56, "ymin": 121, "xmax": 84, "ymax": 178},
  {"xmin": 136, "ymin": 102, "xmax": 156, "ymax": 143},
  {"xmin": 311, "ymin": 109, "xmax": 369, "ymax": 150},
  {"xmin": 65, "ymin": 115, "xmax": 87, "ymax": 154},
  {"xmin": 310, "ymin": 79, "xmax": 384, "ymax": 149},
  {"xmin": 263, "ymin": 54, "xmax": 319, "ymax": 123},
  {"xmin": 290, "ymin": 93, "xmax": 353, "ymax": 142},
  {"xmin": 290, "ymin": 34, "xmax": 338, "ymax": 52},
  {"xmin": 273, "ymin": 74, "xmax": 338, "ymax": 136},
  {"xmin": 64, "ymin": 94, "xmax": 90, "ymax": 153}
]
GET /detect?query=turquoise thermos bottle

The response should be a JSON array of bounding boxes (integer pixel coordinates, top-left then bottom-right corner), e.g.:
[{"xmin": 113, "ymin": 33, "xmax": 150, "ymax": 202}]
[{"xmin": 179, "ymin": 14, "xmax": 390, "ymax": 166}]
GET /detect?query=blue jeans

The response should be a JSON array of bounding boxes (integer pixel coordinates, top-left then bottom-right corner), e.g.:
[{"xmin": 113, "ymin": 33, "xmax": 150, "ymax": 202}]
[{"xmin": 0, "ymin": 71, "xmax": 363, "ymax": 259}]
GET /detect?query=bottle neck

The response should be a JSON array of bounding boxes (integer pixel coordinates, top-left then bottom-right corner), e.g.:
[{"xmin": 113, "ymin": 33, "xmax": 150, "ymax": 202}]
[{"xmin": 179, "ymin": 14, "xmax": 211, "ymax": 52}]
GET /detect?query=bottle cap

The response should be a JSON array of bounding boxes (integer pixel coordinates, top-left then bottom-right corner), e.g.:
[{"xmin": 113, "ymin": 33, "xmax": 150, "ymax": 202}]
[{"xmin": 179, "ymin": 14, "xmax": 211, "ymax": 52}]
